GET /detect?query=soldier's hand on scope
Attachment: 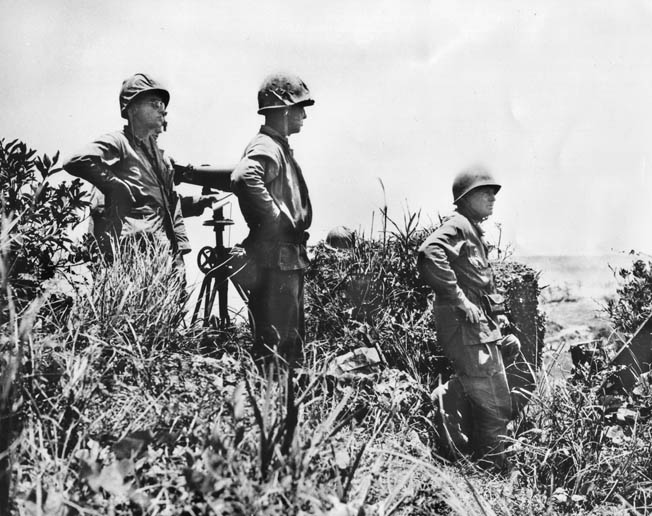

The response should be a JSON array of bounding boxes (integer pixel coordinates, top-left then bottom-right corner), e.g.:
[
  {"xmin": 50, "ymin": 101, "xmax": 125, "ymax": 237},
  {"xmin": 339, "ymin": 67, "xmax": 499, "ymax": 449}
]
[
  {"xmin": 199, "ymin": 194, "xmax": 220, "ymax": 209},
  {"xmin": 458, "ymin": 298, "xmax": 482, "ymax": 324},
  {"xmin": 172, "ymin": 161, "xmax": 195, "ymax": 185},
  {"xmin": 497, "ymin": 314, "xmax": 510, "ymax": 329}
]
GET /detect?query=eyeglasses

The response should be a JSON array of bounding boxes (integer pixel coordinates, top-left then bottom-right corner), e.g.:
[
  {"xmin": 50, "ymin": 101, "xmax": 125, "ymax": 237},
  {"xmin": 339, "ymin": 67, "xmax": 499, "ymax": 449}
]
[{"xmin": 142, "ymin": 99, "xmax": 166, "ymax": 112}]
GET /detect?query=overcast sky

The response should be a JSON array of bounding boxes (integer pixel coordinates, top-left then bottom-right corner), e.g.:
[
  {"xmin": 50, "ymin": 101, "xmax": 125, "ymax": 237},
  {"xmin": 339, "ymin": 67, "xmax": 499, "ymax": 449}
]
[{"xmin": 3, "ymin": 0, "xmax": 652, "ymax": 267}]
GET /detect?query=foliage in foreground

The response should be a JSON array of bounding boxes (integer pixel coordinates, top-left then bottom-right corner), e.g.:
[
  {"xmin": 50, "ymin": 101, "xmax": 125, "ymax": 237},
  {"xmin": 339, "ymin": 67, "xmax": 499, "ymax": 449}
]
[
  {"xmin": 7, "ymin": 236, "xmax": 502, "ymax": 515},
  {"xmin": 305, "ymin": 211, "xmax": 442, "ymax": 386},
  {"xmin": 606, "ymin": 255, "xmax": 652, "ymax": 335},
  {"xmin": 508, "ymin": 366, "xmax": 652, "ymax": 514},
  {"xmin": 8, "ymin": 236, "xmax": 649, "ymax": 514},
  {"xmin": 3, "ymin": 138, "xmax": 652, "ymax": 515},
  {"xmin": 0, "ymin": 137, "xmax": 89, "ymax": 308}
]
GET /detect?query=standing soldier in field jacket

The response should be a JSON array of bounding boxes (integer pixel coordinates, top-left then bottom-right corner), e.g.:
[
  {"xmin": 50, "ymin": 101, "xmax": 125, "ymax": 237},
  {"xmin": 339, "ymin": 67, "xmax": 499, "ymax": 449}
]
[
  {"xmin": 231, "ymin": 72, "xmax": 314, "ymax": 367},
  {"xmin": 63, "ymin": 73, "xmax": 190, "ymax": 269},
  {"xmin": 417, "ymin": 166, "xmax": 520, "ymax": 471}
]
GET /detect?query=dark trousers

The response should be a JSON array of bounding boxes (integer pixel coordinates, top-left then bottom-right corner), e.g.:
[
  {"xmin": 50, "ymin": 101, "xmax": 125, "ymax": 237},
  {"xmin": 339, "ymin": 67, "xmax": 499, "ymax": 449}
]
[
  {"xmin": 433, "ymin": 306, "xmax": 518, "ymax": 471},
  {"xmin": 433, "ymin": 343, "xmax": 512, "ymax": 470},
  {"xmin": 248, "ymin": 268, "xmax": 305, "ymax": 367}
]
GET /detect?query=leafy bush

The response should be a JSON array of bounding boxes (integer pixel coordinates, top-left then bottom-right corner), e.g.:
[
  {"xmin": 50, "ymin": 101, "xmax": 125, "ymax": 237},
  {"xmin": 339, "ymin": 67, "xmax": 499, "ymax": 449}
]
[
  {"xmin": 606, "ymin": 257, "xmax": 652, "ymax": 335},
  {"xmin": 504, "ymin": 252, "xmax": 652, "ymax": 514},
  {"xmin": 305, "ymin": 211, "xmax": 446, "ymax": 387},
  {"xmin": 0, "ymin": 138, "xmax": 89, "ymax": 307},
  {"xmin": 0, "ymin": 138, "xmax": 89, "ymax": 514},
  {"xmin": 508, "ymin": 365, "xmax": 652, "ymax": 514},
  {"xmin": 2, "ymin": 141, "xmax": 586, "ymax": 514},
  {"xmin": 493, "ymin": 260, "xmax": 546, "ymax": 367}
]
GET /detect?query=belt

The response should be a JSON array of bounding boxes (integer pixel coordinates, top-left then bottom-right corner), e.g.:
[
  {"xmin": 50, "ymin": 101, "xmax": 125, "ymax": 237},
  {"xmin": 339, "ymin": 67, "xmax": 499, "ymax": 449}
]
[{"xmin": 252, "ymin": 231, "xmax": 309, "ymax": 245}]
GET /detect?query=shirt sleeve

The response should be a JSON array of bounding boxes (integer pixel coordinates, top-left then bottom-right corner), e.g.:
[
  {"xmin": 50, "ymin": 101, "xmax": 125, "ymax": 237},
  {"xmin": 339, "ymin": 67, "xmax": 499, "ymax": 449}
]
[
  {"xmin": 172, "ymin": 196, "xmax": 191, "ymax": 254},
  {"xmin": 231, "ymin": 154, "xmax": 282, "ymax": 228},
  {"xmin": 417, "ymin": 224, "xmax": 469, "ymax": 305},
  {"xmin": 63, "ymin": 134, "xmax": 122, "ymax": 191}
]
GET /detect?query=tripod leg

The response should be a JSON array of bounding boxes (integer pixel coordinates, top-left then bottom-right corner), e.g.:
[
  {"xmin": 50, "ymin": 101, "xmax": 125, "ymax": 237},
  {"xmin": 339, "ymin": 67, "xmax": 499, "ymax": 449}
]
[
  {"xmin": 218, "ymin": 275, "xmax": 230, "ymax": 328},
  {"xmin": 192, "ymin": 277, "xmax": 209, "ymax": 325},
  {"xmin": 230, "ymin": 280, "xmax": 249, "ymax": 304},
  {"xmin": 204, "ymin": 275, "xmax": 216, "ymax": 326}
]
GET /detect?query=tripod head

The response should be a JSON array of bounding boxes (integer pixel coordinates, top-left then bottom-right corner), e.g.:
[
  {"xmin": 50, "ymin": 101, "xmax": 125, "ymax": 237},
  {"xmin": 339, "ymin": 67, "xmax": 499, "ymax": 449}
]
[
  {"xmin": 191, "ymin": 190, "xmax": 238, "ymax": 328},
  {"xmin": 196, "ymin": 191, "xmax": 234, "ymax": 274}
]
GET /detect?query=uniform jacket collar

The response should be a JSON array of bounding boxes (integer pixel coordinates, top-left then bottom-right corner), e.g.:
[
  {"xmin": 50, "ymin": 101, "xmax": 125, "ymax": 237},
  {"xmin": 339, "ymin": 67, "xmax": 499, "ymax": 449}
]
[
  {"xmin": 455, "ymin": 208, "xmax": 485, "ymax": 237},
  {"xmin": 260, "ymin": 125, "xmax": 292, "ymax": 152}
]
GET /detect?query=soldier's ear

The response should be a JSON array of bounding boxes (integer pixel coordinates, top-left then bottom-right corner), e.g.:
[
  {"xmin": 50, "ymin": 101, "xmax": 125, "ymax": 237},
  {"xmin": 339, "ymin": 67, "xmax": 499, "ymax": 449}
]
[{"xmin": 126, "ymin": 103, "xmax": 140, "ymax": 121}]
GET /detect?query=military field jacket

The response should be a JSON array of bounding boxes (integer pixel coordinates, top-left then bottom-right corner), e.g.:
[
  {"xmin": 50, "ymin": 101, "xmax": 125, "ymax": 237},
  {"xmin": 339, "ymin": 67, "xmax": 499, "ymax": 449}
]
[
  {"xmin": 64, "ymin": 127, "xmax": 190, "ymax": 254},
  {"xmin": 231, "ymin": 125, "xmax": 312, "ymax": 270},
  {"xmin": 418, "ymin": 211, "xmax": 502, "ymax": 345}
]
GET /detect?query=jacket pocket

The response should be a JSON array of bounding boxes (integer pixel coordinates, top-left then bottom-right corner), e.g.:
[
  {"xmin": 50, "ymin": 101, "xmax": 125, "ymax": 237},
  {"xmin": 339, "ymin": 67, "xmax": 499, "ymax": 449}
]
[
  {"xmin": 435, "ymin": 305, "xmax": 499, "ymax": 346},
  {"xmin": 433, "ymin": 305, "xmax": 462, "ymax": 345}
]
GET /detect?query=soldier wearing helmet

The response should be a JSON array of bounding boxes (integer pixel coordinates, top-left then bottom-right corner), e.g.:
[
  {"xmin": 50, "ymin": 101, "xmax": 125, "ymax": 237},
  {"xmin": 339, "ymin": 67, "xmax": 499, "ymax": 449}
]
[
  {"xmin": 63, "ymin": 73, "xmax": 192, "ymax": 268},
  {"xmin": 417, "ymin": 165, "xmax": 520, "ymax": 472},
  {"xmin": 231, "ymin": 72, "xmax": 315, "ymax": 367},
  {"xmin": 325, "ymin": 226, "xmax": 356, "ymax": 250}
]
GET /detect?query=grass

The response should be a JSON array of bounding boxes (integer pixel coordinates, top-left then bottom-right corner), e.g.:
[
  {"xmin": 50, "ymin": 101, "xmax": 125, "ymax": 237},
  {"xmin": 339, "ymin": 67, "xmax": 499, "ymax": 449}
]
[{"xmin": 3, "ymin": 204, "xmax": 652, "ymax": 515}]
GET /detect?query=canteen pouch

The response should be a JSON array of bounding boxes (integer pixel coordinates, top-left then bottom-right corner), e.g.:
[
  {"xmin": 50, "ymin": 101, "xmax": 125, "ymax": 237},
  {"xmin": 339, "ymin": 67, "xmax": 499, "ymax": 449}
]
[{"xmin": 482, "ymin": 293, "xmax": 506, "ymax": 317}]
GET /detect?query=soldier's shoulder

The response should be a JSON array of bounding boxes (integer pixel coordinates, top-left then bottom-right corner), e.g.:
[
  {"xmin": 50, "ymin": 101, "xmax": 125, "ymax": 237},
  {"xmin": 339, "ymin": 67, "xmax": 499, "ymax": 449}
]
[
  {"xmin": 244, "ymin": 131, "xmax": 283, "ymax": 159},
  {"xmin": 443, "ymin": 211, "xmax": 472, "ymax": 231},
  {"xmin": 100, "ymin": 129, "xmax": 127, "ymax": 141},
  {"xmin": 419, "ymin": 213, "xmax": 465, "ymax": 249},
  {"xmin": 432, "ymin": 212, "xmax": 470, "ymax": 234},
  {"xmin": 92, "ymin": 130, "xmax": 130, "ymax": 149}
]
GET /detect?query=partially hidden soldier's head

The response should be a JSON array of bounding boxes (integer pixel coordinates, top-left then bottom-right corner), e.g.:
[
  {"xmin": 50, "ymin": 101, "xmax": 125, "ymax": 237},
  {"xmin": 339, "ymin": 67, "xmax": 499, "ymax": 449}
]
[
  {"xmin": 325, "ymin": 226, "xmax": 356, "ymax": 250},
  {"xmin": 119, "ymin": 73, "xmax": 170, "ymax": 135},
  {"xmin": 257, "ymin": 72, "xmax": 315, "ymax": 136},
  {"xmin": 452, "ymin": 165, "xmax": 502, "ymax": 221}
]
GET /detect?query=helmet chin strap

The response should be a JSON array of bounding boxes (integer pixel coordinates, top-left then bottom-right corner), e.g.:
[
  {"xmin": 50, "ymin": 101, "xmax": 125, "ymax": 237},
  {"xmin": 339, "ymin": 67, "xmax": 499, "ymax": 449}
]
[
  {"xmin": 282, "ymin": 107, "xmax": 289, "ymax": 136},
  {"xmin": 127, "ymin": 109, "xmax": 146, "ymax": 140},
  {"xmin": 267, "ymin": 90, "xmax": 291, "ymax": 136},
  {"xmin": 126, "ymin": 109, "xmax": 135, "ymax": 138}
]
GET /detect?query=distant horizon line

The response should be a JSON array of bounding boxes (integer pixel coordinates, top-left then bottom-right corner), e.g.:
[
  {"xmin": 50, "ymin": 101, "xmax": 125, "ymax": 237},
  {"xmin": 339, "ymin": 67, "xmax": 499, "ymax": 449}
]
[{"xmin": 511, "ymin": 252, "xmax": 649, "ymax": 259}]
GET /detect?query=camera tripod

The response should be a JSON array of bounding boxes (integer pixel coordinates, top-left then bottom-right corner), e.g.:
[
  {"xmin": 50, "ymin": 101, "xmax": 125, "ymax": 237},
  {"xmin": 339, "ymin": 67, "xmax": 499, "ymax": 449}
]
[{"xmin": 190, "ymin": 189, "xmax": 247, "ymax": 328}]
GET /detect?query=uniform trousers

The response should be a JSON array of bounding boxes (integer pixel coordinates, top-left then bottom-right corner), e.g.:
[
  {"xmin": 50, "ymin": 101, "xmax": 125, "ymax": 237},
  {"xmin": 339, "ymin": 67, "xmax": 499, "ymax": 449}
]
[
  {"xmin": 433, "ymin": 306, "xmax": 517, "ymax": 470},
  {"xmin": 248, "ymin": 267, "xmax": 305, "ymax": 367}
]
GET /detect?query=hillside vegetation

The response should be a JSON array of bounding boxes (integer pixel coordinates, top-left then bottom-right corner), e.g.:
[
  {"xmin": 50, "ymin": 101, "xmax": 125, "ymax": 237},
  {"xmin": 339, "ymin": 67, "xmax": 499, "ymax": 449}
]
[{"xmin": 2, "ymin": 138, "xmax": 652, "ymax": 515}]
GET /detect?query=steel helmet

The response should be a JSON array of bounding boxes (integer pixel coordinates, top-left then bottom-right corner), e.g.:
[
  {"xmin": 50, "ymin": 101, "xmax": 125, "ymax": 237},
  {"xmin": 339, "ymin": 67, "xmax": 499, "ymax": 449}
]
[
  {"xmin": 452, "ymin": 165, "xmax": 501, "ymax": 204},
  {"xmin": 257, "ymin": 72, "xmax": 315, "ymax": 114},
  {"xmin": 325, "ymin": 226, "xmax": 356, "ymax": 249},
  {"xmin": 119, "ymin": 73, "xmax": 170, "ymax": 119}
]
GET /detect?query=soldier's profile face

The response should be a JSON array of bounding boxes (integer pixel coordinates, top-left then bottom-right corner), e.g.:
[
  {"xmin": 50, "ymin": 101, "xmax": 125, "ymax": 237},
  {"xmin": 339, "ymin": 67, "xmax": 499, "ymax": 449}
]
[
  {"xmin": 286, "ymin": 105, "xmax": 306, "ymax": 135},
  {"xmin": 130, "ymin": 92, "xmax": 168, "ymax": 133},
  {"xmin": 464, "ymin": 186, "xmax": 497, "ymax": 218}
]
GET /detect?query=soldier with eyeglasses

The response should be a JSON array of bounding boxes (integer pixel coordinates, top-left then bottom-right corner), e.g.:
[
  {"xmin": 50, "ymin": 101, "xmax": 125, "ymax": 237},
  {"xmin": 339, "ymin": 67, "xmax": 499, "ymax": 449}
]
[{"xmin": 64, "ymin": 73, "xmax": 192, "ymax": 269}]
